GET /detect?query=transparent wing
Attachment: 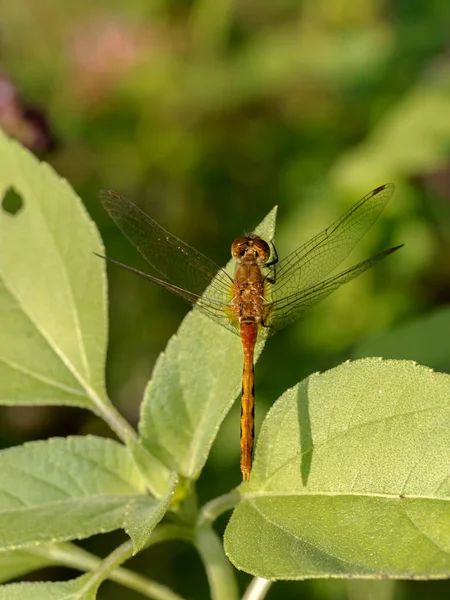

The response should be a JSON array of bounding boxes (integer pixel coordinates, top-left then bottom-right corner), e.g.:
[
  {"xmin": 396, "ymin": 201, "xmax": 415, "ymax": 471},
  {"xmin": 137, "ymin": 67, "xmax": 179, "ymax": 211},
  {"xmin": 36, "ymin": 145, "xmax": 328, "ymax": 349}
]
[
  {"xmin": 271, "ymin": 184, "xmax": 395, "ymax": 303},
  {"xmin": 99, "ymin": 189, "xmax": 232, "ymax": 303},
  {"xmin": 261, "ymin": 245, "xmax": 402, "ymax": 338},
  {"xmin": 96, "ymin": 253, "xmax": 240, "ymax": 336}
]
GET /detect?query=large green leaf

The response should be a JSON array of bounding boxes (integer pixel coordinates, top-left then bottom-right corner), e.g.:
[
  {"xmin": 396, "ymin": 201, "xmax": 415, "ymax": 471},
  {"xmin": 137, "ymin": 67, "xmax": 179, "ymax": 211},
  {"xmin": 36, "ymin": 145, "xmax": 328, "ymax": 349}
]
[
  {"xmin": 0, "ymin": 436, "xmax": 170, "ymax": 550},
  {"xmin": 225, "ymin": 359, "xmax": 450, "ymax": 579},
  {"xmin": 139, "ymin": 208, "xmax": 277, "ymax": 478},
  {"xmin": 0, "ymin": 131, "xmax": 108, "ymax": 413}
]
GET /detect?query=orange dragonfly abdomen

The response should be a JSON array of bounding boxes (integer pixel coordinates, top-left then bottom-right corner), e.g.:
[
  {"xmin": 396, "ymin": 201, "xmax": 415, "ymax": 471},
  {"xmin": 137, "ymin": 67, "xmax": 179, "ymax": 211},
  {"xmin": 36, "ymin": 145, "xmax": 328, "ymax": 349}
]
[{"xmin": 239, "ymin": 321, "xmax": 258, "ymax": 481}]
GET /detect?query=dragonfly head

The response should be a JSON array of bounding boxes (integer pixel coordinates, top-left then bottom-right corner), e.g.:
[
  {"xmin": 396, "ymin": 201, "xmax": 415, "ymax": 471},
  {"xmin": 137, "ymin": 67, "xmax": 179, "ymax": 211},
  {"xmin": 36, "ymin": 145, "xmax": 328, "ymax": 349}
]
[{"xmin": 231, "ymin": 234, "xmax": 270, "ymax": 265}]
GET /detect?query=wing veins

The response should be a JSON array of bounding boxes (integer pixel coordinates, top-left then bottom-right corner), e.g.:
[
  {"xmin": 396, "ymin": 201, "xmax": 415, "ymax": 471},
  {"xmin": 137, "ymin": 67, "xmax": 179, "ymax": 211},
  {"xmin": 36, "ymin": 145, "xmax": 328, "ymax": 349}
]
[
  {"xmin": 99, "ymin": 189, "xmax": 232, "ymax": 297},
  {"xmin": 273, "ymin": 184, "xmax": 395, "ymax": 289},
  {"xmin": 266, "ymin": 245, "xmax": 402, "ymax": 329}
]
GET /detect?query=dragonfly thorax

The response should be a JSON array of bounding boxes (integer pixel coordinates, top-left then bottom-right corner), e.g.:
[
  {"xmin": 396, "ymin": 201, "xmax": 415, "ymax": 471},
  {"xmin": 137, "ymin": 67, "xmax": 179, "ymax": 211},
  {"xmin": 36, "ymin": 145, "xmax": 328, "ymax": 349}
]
[{"xmin": 231, "ymin": 234, "xmax": 270, "ymax": 265}]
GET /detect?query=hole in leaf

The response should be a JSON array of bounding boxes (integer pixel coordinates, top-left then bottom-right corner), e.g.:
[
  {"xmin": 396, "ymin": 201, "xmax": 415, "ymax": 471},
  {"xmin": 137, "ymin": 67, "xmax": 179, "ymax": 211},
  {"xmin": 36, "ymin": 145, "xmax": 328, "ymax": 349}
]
[{"xmin": 2, "ymin": 187, "xmax": 24, "ymax": 215}]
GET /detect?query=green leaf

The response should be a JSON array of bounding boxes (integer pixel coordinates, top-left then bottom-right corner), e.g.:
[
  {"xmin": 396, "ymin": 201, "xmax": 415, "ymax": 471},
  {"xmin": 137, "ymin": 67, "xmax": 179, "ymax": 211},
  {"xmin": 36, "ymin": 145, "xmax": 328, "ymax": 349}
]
[
  {"xmin": 225, "ymin": 359, "xmax": 450, "ymax": 579},
  {"xmin": 354, "ymin": 307, "xmax": 450, "ymax": 372},
  {"xmin": 124, "ymin": 472, "xmax": 178, "ymax": 553},
  {"xmin": 139, "ymin": 207, "xmax": 277, "ymax": 478},
  {"xmin": 0, "ymin": 574, "xmax": 96, "ymax": 600},
  {"xmin": 0, "ymin": 436, "xmax": 155, "ymax": 550},
  {"xmin": 125, "ymin": 438, "xmax": 174, "ymax": 499},
  {"xmin": 0, "ymin": 131, "xmax": 108, "ymax": 413}
]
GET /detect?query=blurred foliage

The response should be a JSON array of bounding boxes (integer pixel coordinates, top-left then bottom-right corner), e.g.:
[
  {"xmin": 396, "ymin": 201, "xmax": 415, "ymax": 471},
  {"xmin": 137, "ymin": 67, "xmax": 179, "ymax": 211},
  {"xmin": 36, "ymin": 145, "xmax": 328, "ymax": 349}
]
[{"xmin": 1, "ymin": 0, "xmax": 450, "ymax": 598}]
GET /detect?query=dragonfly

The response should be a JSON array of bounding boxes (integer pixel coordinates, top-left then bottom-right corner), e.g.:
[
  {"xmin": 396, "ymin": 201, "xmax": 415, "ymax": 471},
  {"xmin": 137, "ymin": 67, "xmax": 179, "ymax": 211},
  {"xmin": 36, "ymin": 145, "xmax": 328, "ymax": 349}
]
[{"xmin": 98, "ymin": 184, "xmax": 401, "ymax": 481}]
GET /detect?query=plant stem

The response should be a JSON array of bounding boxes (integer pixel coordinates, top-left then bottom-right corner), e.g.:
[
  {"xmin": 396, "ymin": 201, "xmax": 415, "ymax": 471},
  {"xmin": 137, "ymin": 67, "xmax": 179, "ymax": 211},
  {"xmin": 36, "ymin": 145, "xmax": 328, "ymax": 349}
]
[
  {"xmin": 70, "ymin": 362, "xmax": 138, "ymax": 444},
  {"xmin": 195, "ymin": 525, "xmax": 239, "ymax": 600},
  {"xmin": 85, "ymin": 540, "xmax": 184, "ymax": 600},
  {"xmin": 242, "ymin": 577, "xmax": 273, "ymax": 600},
  {"xmin": 94, "ymin": 395, "xmax": 138, "ymax": 443},
  {"xmin": 29, "ymin": 528, "xmax": 191, "ymax": 600},
  {"xmin": 198, "ymin": 491, "xmax": 240, "ymax": 527},
  {"xmin": 109, "ymin": 560, "xmax": 186, "ymax": 600},
  {"xmin": 80, "ymin": 539, "xmax": 133, "ymax": 591}
]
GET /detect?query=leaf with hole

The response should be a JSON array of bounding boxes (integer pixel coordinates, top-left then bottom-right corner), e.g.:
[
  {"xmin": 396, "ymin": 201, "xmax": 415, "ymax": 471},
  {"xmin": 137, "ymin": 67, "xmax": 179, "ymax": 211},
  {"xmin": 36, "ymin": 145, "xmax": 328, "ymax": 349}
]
[{"xmin": 0, "ymin": 131, "xmax": 108, "ymax": 414}]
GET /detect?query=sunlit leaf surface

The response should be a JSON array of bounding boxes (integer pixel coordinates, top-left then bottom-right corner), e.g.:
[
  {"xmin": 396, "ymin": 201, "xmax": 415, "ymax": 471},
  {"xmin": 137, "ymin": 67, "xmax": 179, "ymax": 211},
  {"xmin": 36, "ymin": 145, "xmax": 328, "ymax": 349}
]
[
  {"xmin": 0, "ymin": 131, "xmax": 108, "ymax": 412},
  {"xmin": 225, "ymin": 359, "xmax": 450, "ymax": 579},
  {"xmin": 0, "ymin": 436, "xmax": 168, "ymax": 551}
]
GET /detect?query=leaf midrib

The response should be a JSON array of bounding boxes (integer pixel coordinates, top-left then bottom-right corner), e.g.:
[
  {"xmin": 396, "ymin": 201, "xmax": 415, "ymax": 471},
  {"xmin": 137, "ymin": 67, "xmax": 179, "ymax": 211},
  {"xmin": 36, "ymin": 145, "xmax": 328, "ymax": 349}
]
[{"xmin": 243, "ymin": 490, "xmax": 449, "ymax": 501}]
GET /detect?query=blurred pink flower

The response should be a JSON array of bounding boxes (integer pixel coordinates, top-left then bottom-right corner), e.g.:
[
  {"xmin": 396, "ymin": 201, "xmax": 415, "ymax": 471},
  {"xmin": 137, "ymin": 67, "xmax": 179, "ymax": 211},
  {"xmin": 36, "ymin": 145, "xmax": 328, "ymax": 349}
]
[{"xmin": 70, "ymin": 18, "xmax": 163, "ymax": 102}]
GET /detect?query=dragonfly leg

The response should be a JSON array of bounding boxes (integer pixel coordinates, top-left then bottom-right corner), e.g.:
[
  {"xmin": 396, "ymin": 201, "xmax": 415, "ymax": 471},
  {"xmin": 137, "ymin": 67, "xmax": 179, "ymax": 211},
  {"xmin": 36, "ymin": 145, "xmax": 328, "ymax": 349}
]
[
  {"xmin": 265, "ymin": 242, "xmax": 279, "ymax": 284},
  {"xmin": 265, "ymin": 241, "xmax": 279, "ymax": 268}
]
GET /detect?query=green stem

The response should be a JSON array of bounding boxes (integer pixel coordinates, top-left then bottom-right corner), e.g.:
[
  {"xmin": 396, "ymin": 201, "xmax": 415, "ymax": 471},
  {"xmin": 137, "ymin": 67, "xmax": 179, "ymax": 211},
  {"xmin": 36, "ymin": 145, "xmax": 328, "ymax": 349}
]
[
  {"xmin": 94, "ymin": 396, "xmax": 138, "ymax": 444},
  {"xmin": 86, "ymin": 540, "xmax": 184, "ymax": 600},
  {"xmin": 195, "ymin": 525, "xmax": 238, "ymax": 600},
  {"xmin": 71, "ymin": 365, "xmax": 137, "ymax": 444},
  {"xmin": 80, "ymin": 539, "xmax": 134, "ymax": 591},
  {"xmin": 197, "ymin": 491, "xmax": 240, "ymax": 527},
  {"xmin": 242, "ymin": 577, "xmax": 273, "ymax": 600},
  {"xmin": 82, "ymin": 540, "xmax": 185, "ymax": 600},
  {"xmin": 195, "ymin": 491, "xmax": 240, "ymax": 599},
  {"xmin": 110, "ymin": 561, "xmax": 186, "ymax": 600},
  {"xmin": 29, "ymin": 526, "xmax": 192, "ymax": 600}
]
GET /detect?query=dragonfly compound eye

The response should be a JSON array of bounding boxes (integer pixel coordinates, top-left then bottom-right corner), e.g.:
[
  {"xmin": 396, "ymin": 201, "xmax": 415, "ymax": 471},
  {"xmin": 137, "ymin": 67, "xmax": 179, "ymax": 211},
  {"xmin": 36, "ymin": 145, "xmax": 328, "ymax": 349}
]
[
  {"xmin": 232, "ymin": 235, "xmax": 271, "ymax": 260},
  {"xmin": 253, "ymin": 239, "xmax": 270, "ymax": 262},
  {"xmin": 231, "ymin": 236, "xmax": 251, "ymax": 258}
]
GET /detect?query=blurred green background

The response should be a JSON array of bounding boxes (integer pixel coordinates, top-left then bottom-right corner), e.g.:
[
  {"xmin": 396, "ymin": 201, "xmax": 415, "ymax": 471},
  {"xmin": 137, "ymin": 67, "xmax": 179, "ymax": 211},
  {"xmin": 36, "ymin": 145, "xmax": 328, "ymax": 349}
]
[{"xmin": 1, "ymin": 0, "xmax": 450, "ymax": 598}]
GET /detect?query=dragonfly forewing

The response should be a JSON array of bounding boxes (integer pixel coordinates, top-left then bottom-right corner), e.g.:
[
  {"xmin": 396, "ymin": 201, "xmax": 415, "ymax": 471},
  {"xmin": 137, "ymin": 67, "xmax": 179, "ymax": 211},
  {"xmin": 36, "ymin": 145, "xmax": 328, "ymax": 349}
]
[
  {"xmin": 99, "ymin": 189, "xmax": 232, "ymax": 300},
  {"xmin": 264, "ymin": 244, "xmax": 402, "ymax": 335},
  {"xmin": 270, "ymin": 184, "xmax": 395, "ymax": 303}
]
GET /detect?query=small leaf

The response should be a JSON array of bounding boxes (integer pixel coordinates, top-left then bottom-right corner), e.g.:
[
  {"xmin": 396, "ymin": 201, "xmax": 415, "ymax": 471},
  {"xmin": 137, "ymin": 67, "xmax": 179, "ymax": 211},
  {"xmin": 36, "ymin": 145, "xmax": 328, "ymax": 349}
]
[
  {"xmin": 0, "ymin": 574, "xmax": 96, "ymax": 600},
  {"xmin": 0, "ymin": 131, "xmax": 109, "ymax": 413},
  {"xmin": 139, "ymin": 208, "xmax": 277, "ymax": 478},
  {"xmin": 126, "ymin": 438, "xmax": 174, "ymax": 499},
  {"xmin": 225, "ymin": 359, "xmax": 450, "ymax": 579},
  {"xmin": 124, "ymin": 472, "xmax": 178, "ymax": 553},
  {"xmin": 0, "ymin": 436, "xmax": 149, "ymax": 550}
]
